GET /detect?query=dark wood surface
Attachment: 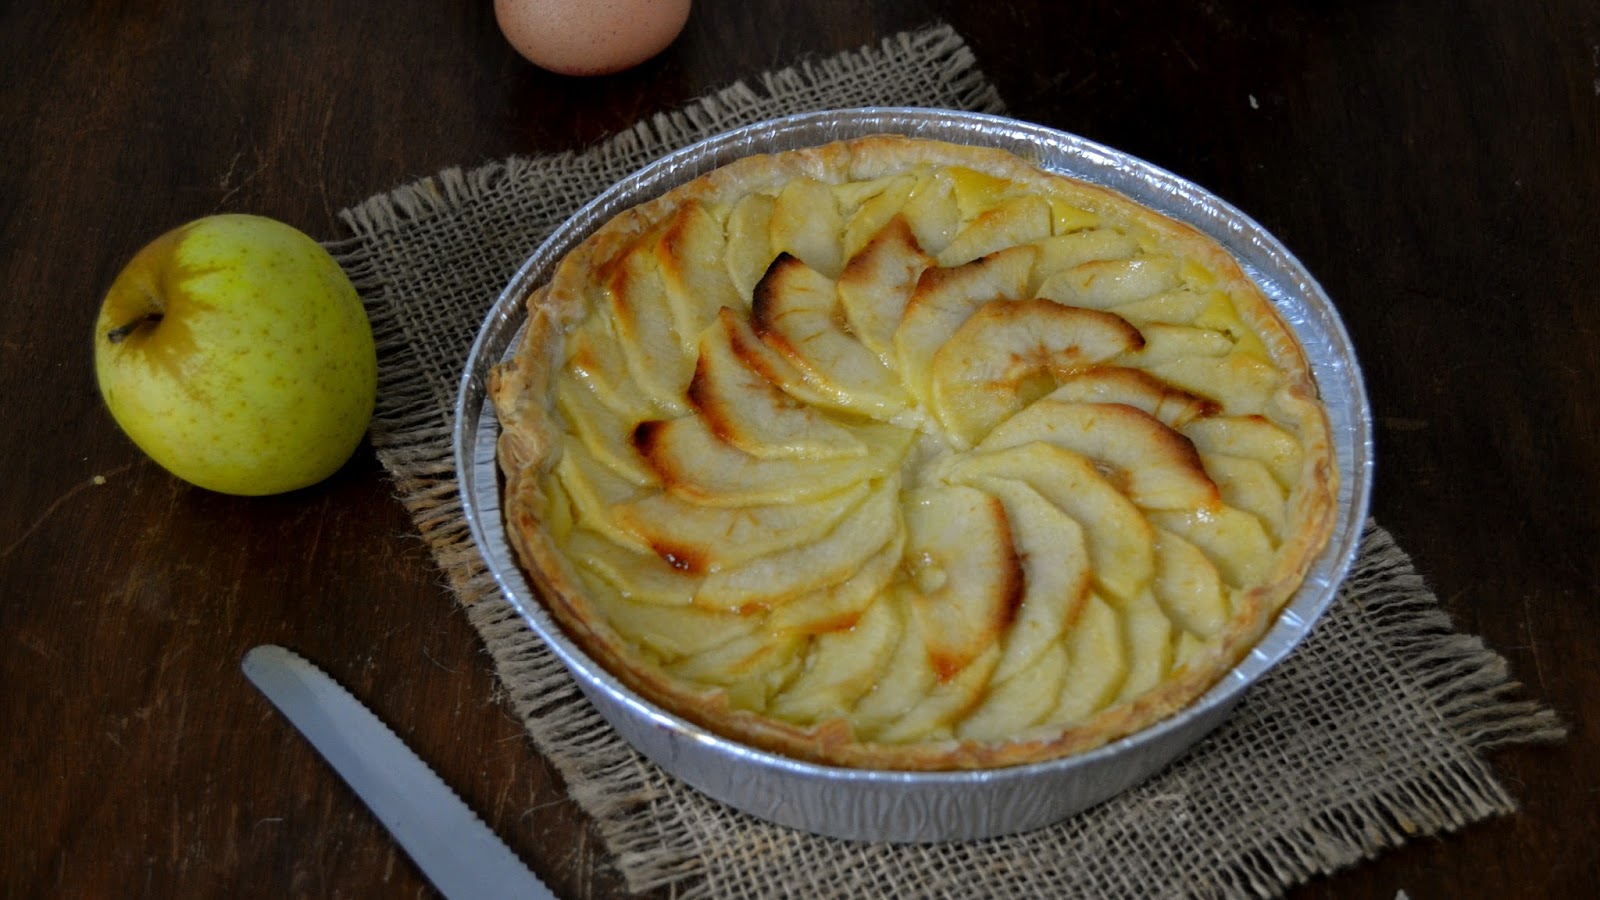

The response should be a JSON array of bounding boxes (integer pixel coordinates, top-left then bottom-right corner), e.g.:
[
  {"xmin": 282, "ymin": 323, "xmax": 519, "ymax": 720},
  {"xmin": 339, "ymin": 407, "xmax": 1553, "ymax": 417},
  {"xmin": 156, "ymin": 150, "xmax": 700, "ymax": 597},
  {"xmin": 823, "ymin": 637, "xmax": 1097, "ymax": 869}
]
[{"xmin": 4, "ymin": 1, "xmax": 1595, "ymax": 897}]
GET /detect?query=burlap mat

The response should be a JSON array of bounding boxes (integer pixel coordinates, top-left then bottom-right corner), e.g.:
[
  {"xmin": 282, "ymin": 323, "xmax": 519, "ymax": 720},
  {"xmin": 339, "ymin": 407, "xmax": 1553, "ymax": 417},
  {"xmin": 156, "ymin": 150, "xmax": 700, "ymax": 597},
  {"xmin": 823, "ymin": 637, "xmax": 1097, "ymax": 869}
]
[{"xmin": 329, "ymin": 24, "xmax": 1564, "ymax": 899}]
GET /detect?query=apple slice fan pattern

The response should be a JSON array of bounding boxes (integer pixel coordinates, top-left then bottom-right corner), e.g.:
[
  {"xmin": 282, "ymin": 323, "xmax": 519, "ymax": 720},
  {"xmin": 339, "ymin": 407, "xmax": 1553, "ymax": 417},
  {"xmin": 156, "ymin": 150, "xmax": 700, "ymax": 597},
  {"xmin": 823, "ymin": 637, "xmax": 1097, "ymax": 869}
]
[{"xmin": 488, "ymin": 136, "xmax": 1340, "ymax": 771}]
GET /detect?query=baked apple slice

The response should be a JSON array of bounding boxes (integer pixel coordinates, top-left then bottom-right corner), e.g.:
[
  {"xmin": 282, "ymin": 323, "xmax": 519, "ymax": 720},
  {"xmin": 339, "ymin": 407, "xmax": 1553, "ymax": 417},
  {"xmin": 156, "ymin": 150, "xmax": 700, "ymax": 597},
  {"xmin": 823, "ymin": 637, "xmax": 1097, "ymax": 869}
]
[
  {"xmin": 598, "ymin": 226, "xmax": 695, "ymax": 411},
  {"xmin": 723, "ymin": 191, "xmax": 777, "ymax": 302},
  {"xmin": 689, "ymin": 307, "xmax": 867, "ymax": 460},
  {"xmin": 567, "ymin": 529, "xmax": 701, "ymax": 607},
  {"xmin": 1037, "ymin": 254, "xmax": 1182, "ymax": 309},
  {"xmin": 752, "ymin": 253, "xmax": 910, "ymax": 419},
  {"xmin": 769, "ymin": 175, "xmax": 844, "ymax": 278},
  {"xmin": 1150, "ymin": 527, "xmax": 1229, "ymax": 638},
  {"xmin": 1041, "ymin": 594, "xmax": 1128, "ymax": 727},
  {"xmin": 897, "ymin": 169, "xmax": 961, "ymax": 255},
  {"xmin": 964, "ymin": 476, "xmax": 1092, "ymax": 684},
  {"xmin": 631, "ymin": 414, "xmax": 909, "ymax": 506},
  {"xmin": 768, "ymin": 592, "xmax": 904, "ymax": 724},
  {"xmin": 839, "ymin": 173, "xmax": 917, "ymax": 258},
  {"xmin": 767, "ymin": 530, "xmax": 905, "ymax": 635},
  {"xmin": 614, "ymin": 479, "xmax": 870, "ymax": 575},
  {"xmin": 554, "ymin": 376, "xmax": 657, "ymax": 487},
  {"xmin": 939, "ymin": 441, "xmax": 1153, "ymax": 603},
  {"xmin": 836, "ymin": 215, "xmax": 931, "ymax": 366},
  {"xmin": 567, "ymin": 312, "xmax": 657, "ymax": 420},
  {"xmin": 655, "ymin": 199, "xmax": 742, "ymax": 349},
  {"xmin": 929, "ymin": 298, "xmax": 1144, "ymax": 446},
  {"xmin": 1030, "ymin": 229, "xmax": 1141, "ymax": 291},
  {"xmin": 978, "ymin": 399, "xmax": 1222, "ymax": 512},
  {"xmin": 936, "ymin": 194, "xmax": 1053, "ymax": 267},
  {"xmin": 902, "ymin": 484, "xmax": 1023, "ymax": 684},
  {"xmin": 894, "ymin": 244, "xmax": 1035, "ymax": 411},
  {"xmin": 1181, "ymin": 414, "xmax": 1306, "ymax": 489},
  {"xmin": 1044, "ymin": 367, "xmax": 1218, "ymax": 429},
  {"xmin": 694, "ymin": 476, "xmax": 901, "ymax": 610}
]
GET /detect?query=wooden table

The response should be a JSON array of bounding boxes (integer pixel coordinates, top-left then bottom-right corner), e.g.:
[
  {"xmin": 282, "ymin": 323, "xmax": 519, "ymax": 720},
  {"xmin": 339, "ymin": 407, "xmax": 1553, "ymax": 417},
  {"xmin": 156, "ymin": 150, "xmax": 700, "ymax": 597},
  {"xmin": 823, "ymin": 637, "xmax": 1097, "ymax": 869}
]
[{"xmin": 4, "ymin": 1, "xmax": 1595, "ymax": 896}]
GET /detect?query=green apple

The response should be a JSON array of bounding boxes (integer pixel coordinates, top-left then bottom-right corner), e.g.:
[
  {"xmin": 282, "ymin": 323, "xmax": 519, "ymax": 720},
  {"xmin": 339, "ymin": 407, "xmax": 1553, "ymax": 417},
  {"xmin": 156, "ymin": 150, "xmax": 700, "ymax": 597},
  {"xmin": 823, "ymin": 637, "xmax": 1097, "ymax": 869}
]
[{"xmin": 93, "ymin": 213, "xmax": 377, "ymax": 496}]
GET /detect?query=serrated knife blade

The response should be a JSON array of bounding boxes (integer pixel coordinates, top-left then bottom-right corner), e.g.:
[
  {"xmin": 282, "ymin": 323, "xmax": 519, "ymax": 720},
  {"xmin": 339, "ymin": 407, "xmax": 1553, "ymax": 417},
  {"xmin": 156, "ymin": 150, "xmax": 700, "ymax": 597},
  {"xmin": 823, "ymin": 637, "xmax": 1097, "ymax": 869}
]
[{"xmin": 242, "ymin": 644, "xmax": 557, "ymax": 899}]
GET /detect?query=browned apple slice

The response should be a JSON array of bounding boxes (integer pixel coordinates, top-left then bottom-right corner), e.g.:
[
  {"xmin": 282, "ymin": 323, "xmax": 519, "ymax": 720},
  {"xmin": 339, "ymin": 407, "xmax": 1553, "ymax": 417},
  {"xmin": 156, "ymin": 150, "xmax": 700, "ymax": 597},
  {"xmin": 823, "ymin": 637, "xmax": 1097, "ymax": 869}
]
[
  {"xmin": 770, "ymin": 175, "xmax": 844, "ymax": 278},
  {"xmin": 978, "ymin": 399, "xmax": 1222, "ymax": 512},
  {"xmin": 836, "ymin": 215, "xmax": 931, "ymax": 365},
  {"xmin": 567, "ymin": 529, "xmax": 701, "ymax": 607},
  {"xmin": 631, "ymin": 414, "xmax": 910, "ymax": 506},
  {"xmin": 903, "ymin": 484, "xmax": 1024, "ymax": 683},
  {"xmin": 614, "ymin": 480, "xmax": 870, "ymax": 575},
  {"xmin": 874, "ymin": 643, "xmax": 1001, "ymax": 744},
  {"xmin": 935, "ymin": 194, "xmax": 1053, "ymax": 267},
  {"xmin": 1037, "ymin": 254, "xmax": 1182, "ymax": 309},
  {"xmin": 714, "ymin": 297, "xmax": 853, "ymax": 412},
  {"xmin": 655, "ymin": 200, "xmax": 741, "ymax": 349},
  {"xmin": 551, "ymin": 442, "xmax": 652, "ymax": 553},
  {"xmin": 580, "ymin": 570, "xmax": 758, "ymax": 662},
  {"xmin": 894, "ymin": 244, "xmax": 1035, "ymax": 411},
  {"xmin": 939, "ymin": 441, "xmax": 1153, "ymax": 601},
  {"xmin": 768, "ymin": 593, "xmax": 904, "ymax": 724},
  {"xmin": 1203, "ymin": 454, "xmax": 1288, "ymax": 543},
  {"xmin": 752, "ymin": 254, "xmax": 910, "ymax": 418},
  {"xmin": 1044, "ymin": 367, "xmax": 1219, "ymax": 429},
  {"xmin": 964, "ymin": 477, "xmax": 1092, "ymax": 683},
  {"xmin": 689, "ymin": 307, "xmax": 868, "ymax": 460},
  {"xmin": 724, "ymin": 191, "xmax": 776, "ymax": 302},
  {"xmin": 767, "ymin": 530, "xmax": 905, "ymax": 635},
  {"xmin": 695, "ymin": 477, "xmax": 900, "ymax": 611},
  {"xmin": 554, "ymin": 377, "xmax": 657, "ymax": 486},
  {"xmin": 930, "ymin": 299, "xmax": 1145, "ymax": 446}
]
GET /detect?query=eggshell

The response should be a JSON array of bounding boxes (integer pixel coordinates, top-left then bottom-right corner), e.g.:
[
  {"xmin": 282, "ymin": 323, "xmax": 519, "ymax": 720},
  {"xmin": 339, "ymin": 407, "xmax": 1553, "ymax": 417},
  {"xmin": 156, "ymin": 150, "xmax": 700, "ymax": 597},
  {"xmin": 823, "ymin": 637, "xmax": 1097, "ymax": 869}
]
[{"xmin": 495, "ymin": 0, "xmax": 692, "ymax": 76}]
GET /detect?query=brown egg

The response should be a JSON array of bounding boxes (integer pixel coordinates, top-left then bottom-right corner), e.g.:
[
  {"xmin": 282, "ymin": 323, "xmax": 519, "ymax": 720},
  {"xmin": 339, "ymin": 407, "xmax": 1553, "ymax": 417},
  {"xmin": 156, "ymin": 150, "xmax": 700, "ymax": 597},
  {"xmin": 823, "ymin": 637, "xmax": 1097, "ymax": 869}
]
[{"xmin": 495, "ymin": 0, "xmax": 692, "ymax": 76}]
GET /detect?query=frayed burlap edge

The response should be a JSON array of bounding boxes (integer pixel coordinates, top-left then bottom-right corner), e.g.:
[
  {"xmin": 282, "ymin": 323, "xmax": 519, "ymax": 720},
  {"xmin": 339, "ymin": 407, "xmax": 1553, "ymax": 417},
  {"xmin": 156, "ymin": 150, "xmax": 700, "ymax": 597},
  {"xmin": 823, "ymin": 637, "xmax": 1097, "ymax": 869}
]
[{"xmin": 1196, "ymin": 525, "xmax": 1567, "ymax": 899}]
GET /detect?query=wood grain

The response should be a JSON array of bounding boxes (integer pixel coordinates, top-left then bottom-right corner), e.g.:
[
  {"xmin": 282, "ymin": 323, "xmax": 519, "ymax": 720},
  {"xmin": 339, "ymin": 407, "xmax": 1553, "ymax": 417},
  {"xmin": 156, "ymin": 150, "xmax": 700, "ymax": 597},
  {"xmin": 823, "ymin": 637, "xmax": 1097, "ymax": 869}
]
[{"xmin": 2, "ymin": 1, "xmax": 1594, "ymax": 897}]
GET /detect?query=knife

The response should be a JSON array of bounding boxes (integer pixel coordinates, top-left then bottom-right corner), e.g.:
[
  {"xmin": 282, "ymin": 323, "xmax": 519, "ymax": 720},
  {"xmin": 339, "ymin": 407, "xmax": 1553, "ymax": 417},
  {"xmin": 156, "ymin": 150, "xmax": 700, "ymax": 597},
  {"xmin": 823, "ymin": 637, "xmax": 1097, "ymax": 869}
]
[{"xmin": 242, "ymin": 644, "xmax": 558, "ymax": 899}]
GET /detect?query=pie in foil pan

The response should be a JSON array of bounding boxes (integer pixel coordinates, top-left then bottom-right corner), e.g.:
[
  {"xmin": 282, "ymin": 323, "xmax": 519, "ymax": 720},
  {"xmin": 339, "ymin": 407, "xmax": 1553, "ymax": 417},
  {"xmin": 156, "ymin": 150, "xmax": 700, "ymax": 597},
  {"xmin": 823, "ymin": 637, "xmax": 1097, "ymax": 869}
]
[{"xmin": 456, "ymin": 108, "xmax": 1372, "ymax": 842}]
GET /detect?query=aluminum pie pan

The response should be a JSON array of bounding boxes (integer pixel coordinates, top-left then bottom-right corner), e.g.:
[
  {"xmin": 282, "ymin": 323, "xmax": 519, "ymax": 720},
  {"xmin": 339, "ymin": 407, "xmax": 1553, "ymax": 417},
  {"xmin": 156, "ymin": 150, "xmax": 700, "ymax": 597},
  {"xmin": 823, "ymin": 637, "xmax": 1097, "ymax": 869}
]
[{"xmin": 455, "ymin": 107, "xmax": 1373, "ymax": 843}]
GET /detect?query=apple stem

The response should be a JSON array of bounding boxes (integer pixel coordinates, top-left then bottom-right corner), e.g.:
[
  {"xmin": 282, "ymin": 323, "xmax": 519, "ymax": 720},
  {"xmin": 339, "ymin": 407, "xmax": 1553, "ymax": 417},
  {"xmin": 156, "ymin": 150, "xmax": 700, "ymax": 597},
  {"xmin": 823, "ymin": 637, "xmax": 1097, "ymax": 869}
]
[{"xmin": 106, "ymin": 312, "xmax": 163, "ymax": 344}]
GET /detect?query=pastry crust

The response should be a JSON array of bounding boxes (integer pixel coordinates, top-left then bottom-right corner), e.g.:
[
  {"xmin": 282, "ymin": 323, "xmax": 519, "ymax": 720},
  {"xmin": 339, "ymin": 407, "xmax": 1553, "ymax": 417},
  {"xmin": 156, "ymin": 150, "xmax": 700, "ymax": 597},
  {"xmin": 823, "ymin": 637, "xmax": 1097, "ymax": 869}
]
[{"xmin": 490, "ymin": 135, "xmax": 1337, "ymax": 771}]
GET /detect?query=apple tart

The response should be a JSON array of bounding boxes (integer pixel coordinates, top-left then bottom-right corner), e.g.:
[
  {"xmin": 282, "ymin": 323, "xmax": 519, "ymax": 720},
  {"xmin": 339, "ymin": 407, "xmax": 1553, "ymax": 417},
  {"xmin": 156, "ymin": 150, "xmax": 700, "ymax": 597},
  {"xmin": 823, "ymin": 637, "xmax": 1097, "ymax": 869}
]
[{"xmin": 489, "ymin": 135, "xmax": 1337, "ymax": 770}]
